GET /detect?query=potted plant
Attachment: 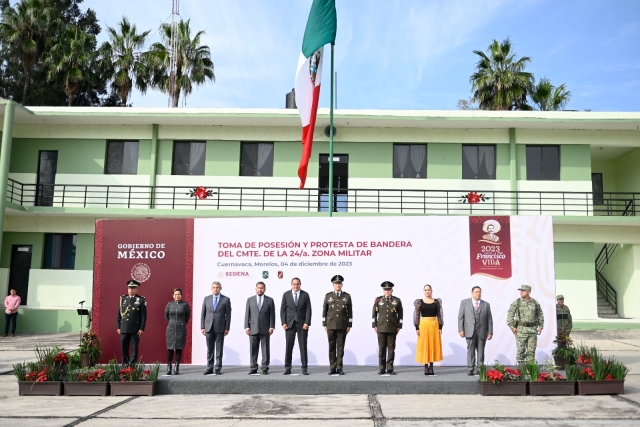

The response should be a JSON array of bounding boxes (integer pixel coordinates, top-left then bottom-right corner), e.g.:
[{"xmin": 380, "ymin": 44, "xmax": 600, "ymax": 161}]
[
  {"xmin": 528, "ymin": 359, "xmax": 575, "ymax": 396},
  {"xmin": 13, "ymin": 361, "xmax": 63, "ymax": 396},
  {"xmin": 551, "ymin": 334, "xmax": 576, "ymax": 369},
  {"xmin": 64, "ymin": 366, "xmax": 109, "ymax": 396},
  {"xmin": 478, "ymin": 361, "xmax": 527, "ymax": 396},
  {"xmin": 108, "ymin": 360, "xmax": 160, "ymax": 396},
  {"xmin": 77, "ymin": 328, "xmax": 102, "ymax": 368},
  {"xmin": 577, "ymin": 351, "xmax": 628, "ymax": 395},
  {"xmin": 575, "ymin": 343, "xmax": 594, "ymax": 368}
]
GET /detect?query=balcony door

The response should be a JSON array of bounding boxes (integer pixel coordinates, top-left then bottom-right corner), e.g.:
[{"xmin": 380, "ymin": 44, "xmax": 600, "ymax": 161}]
[
  {"xmin": 36, "ymin": 151, "xmax": 58, "ymax": 207},
  {"xmin": 319, "ymin": 154, "xmax": 348, "ymax": 212},
  {"xmin": 8, "ymin": 245, "xmax": 32, "ymax": 305}
]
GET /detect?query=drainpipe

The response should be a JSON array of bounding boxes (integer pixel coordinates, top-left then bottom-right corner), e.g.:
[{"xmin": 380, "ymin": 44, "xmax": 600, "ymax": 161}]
[
  {"xmin": 509, "ymin": 128, "xmax": 517, "ymax": 215},
  {"xmin": 0, "ymin": 101, "xmax": 16, "ymax": 265},
  {"xmin": 149, "ymin": 124, "xmax": 159, "ymax": 209}
]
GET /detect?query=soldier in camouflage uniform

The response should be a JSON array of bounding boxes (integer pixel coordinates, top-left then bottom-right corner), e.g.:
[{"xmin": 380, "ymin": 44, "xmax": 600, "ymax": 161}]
[
  {"xmin": 372, "ymin": 281, "xmax": 403, "ymax": 375},
  {"xmin": 556, "ymin": 295, "xmax": 572, "ymax": 337},
  {"xmin": 506, "ymin": 285, "xmax": 544, "ymax": 363},
  {"xmin": 322, "ymin": 275, "xmax": 353, "ymax": 375}
]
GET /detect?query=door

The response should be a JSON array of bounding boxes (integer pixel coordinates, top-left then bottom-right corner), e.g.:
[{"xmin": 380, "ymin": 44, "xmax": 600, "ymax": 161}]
[
  {"xmin": 8, "ymin": 245, "xmax": 32, "ymax": 305},
  {"xmin": 318, "ymin": 154, "xmax": 348, "ymax": 212},
  {"xmin": 36, "ymin": 151, "xmax": 58, "ymax": 206}
]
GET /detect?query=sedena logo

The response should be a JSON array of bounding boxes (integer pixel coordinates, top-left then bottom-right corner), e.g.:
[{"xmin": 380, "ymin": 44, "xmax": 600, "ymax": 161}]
[{"xmin": 225, "ymin": 272, "xmax": 250, "ymax": 277}]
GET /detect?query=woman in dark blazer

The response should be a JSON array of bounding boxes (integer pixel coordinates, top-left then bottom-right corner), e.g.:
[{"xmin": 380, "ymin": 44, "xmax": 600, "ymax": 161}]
[{"xmin": 164, "ymin": 288, "xmax": 190, "ymax": 375}]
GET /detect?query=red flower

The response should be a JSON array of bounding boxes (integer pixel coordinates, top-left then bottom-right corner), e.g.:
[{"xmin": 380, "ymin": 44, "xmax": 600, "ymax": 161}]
[
  {"xmin": 581, "ymin": 367, "xmax": 595, "ymax": 379},
  {"xmin": 605, "ymin": 374, "xmax": 613, "ymax": 381},
  {"xmin": 467, "ymin": 192, "xmax": 481, "ymax": 204},
  {"xmin": 578, "ymin": 354, "xmax": 592, "ymax": 365},
  {"xmin": 486, "ymin": 369, "xmax": 504, "ymax": 384},
  {"xmin": 54, "ymin": 352, "xmax": 69, "ymax": 365}
]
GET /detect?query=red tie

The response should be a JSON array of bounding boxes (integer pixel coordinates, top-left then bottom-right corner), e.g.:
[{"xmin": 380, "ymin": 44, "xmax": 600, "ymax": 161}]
[{"xmin": 474, "ymin": 301, "xmax": 479, "ymax": 311}]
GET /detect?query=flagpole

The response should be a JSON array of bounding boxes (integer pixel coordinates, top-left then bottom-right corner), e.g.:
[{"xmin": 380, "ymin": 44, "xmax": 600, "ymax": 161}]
[{"xmin": 328, "ymin": 42, "xmax": 335, "ymax": 217}]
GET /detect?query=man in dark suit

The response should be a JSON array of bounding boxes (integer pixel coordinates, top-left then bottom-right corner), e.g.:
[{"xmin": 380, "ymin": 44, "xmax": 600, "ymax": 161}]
[
  {"xmin": 117, "ymin": 280, "xmax": 147, "ymax": 365},
  {"xmin": 201, "ymin": 281, "xmax": 232, "ymax": 375},
  {"xmin": 458, "ymin": 286, "xmax": 493, "ymax": 376},
  {"xmin": 280, "ymin": 277, "xmax": 312, "ymax": 375},
  {"xmin": 244, "ymin": 281, "xmax": 275, "ymax": 375}
]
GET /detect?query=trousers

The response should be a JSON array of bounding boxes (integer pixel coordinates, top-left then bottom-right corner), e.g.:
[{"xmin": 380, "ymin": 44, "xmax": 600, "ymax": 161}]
[
  {"xmin": 327, "ymin": 329, "xmax": 347, "ymax": 370},
  {"xmin": 120, "ymin": 332, "xmax": 140, "ymax": 365},
  {"xmin": 377, "ymin": 332, "xmax": 397, "ymax": 371},
  {"xmin": 516, "ymin": 333, "xmax": 537, "ymax": 362}
]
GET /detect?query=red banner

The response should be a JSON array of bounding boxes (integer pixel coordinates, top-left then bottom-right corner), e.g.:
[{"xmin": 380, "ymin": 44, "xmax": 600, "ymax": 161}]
[
  {"xmin": 469, "ymin": 216, "xmax": 512, "ymax": 279},
  {"xmin": 92, "ymin": 219, "xmax": 193, "ymax": 364}
]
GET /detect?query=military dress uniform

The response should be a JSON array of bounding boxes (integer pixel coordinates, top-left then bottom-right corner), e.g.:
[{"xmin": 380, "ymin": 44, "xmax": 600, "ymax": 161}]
[
  {"xmin": 372, "ymin": 281, "xmax": 403, "ymax": 374},
  {"xmin": 322, "ymin": 275, "xmax": 353, "ymax": 375},
  {"xmin": 506, "ymin": 285, "xmax": 544, "ymax": 363},
  {"xmin": 117, "ymin": 280, "xmax": 147, "ymax": 365},
  {"xmin": 556, "ymin": 294, "xmax": 573, "ymax": 337}
]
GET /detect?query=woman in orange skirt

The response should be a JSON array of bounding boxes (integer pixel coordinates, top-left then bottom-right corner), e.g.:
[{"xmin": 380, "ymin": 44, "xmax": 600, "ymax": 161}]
[{"xmin": 414, "ymin": 284, "xmax": 443, "ymax": 375}]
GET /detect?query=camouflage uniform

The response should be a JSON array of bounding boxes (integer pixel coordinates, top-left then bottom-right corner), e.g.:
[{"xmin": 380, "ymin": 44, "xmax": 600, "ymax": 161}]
[
  {"xmin": 556, "ymin": 303, "xmax": 572, "ymax": 336},
  {"xmin": 507, "ymin": 297, "xmax": 544, "ymax": 363}
]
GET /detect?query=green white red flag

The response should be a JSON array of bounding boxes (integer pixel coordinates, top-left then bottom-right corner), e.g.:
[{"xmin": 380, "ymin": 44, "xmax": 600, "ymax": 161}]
[{"xmin": 295, "ymin": 0, "xmax": 337, "ymax": 189}]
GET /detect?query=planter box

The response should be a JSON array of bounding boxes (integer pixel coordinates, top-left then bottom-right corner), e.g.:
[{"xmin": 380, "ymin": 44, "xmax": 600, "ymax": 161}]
[
  {"xmin": 18, "ymin": 381, "xmax": 63, "ymax": 396},
  {"xmin": 577, "ymin": 380, "xmax": 624, "ymax": 395},
  {"xmin": 479, "ymin": 381, "xmax": 527, "ymax": 396},
  {"xmin": 109, "ymin": 381, "xmax": 157, "ymax": 396},
  {"xmin": 64, "ymin": 382, "xmax": 109, "ymax": 396},
  {"xmin": 529, "ymin": 380, "xmax": 576, "ymax": 396}
]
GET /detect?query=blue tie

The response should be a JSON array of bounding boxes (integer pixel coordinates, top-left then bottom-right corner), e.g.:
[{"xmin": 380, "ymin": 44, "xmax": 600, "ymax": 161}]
[{"xmin": 214, "ymin": 296, "xmax": 219, "ymax": 312}]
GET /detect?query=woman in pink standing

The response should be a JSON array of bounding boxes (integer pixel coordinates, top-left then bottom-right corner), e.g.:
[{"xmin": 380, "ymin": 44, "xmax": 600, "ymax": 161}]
[{"xmin": 4, "ymin": 288, "xmax": 21, "ymax": 337}]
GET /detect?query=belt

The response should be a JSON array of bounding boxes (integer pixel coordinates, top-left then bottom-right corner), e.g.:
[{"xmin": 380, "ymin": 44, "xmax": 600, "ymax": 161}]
[
  {"xmin": 557, "ymin": 314, "xmax": 568, "ymax": 320},
  {"xmin": 521, "ymin": 322, "xmax": 538, "ymax": 327}
]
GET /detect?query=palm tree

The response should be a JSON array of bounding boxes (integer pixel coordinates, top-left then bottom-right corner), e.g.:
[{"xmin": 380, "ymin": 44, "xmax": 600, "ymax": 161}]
[
  {"xmin": 470, "ymin": 38, "xmax": 534, "ymax": 110},
  {"xmin": 147, "ymin": 19, "xmax": 215, "ymax": 107},
  {"xmin": 98, "ymin": 17, "xmax": 150, "ymax": 106},
  {"xmin": 0, "ymin": 0, "xmax": 57, "ymax": 105},
  {"xmin": 531, "ymin": 78, "xmax": 571, "ymax": 111},
  {"xmin": 43, "ymin": 25, "xmax": 96, "ymax": 106}
]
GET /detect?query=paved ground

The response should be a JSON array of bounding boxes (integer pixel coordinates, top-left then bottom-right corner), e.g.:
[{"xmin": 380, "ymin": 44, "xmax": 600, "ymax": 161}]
[{"xmin": 1, "ymin": 330, "xmax": 640, "ymax": 426}]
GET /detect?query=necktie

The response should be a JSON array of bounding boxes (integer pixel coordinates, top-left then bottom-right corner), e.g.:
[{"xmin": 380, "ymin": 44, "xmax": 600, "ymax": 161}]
[
  {"xmin": 474, "ymin": 301, "xmax": 479, "ymax": 311},
  {"xmin": 214, "ymin": 296, "xmax": 219, "ymax": 311},
  {"xmin": 258, "ymin": 296, "xmax": 262, "ymax": 311},
  {"xmin": 294, "ymin": 292, "xmax": 298, "ymax": 306},
  {"xmin": 387, "ymin": 297, "xmax": 391, "ymax": 304},
  {"xmin": 336, "ymin": 292, "xmax": 340, "ymax": 298}
]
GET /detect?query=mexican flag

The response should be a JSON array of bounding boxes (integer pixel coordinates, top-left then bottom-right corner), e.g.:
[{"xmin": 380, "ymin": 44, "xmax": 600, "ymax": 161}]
[{"xmin": 295, "ymin": 0, "xmax": 337, "ymax": 189}]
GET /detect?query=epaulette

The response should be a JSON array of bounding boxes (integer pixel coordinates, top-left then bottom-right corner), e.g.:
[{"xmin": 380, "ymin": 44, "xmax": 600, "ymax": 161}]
[
  {"xmin": 121, "ymin": 295, "xmax": 127, "ymax": 297},
  {"xmin": 138, "ymin": 295, "xmax": 145, "ymax": 299}
]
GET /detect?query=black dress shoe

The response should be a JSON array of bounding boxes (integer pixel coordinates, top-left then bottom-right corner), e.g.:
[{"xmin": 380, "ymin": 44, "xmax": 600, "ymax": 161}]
[
  {"xmin": 262, "ymin": 370, "xmax": 269, "ymax": 375},
  {"xmin": 378, "ymin": 370, "xmax": 386, "ymax": 375},
  {"xmin": 338, "ymin": 370, "xmax": 345, "ymax": 375},
  {"xmin": 283, "ymin": 369, "xmax": 291, "ymax": 375},
  {"xmin": 302, "ymin": 368, "xmax": 309, "ymax": 375},
  {"xmin": 215, "ymin": 370, "xmax": 221, "ymax": 375},
  {"xmin": 468, "ymin": 370, "xmax": 474, "ymax": 376},
  {"xmin": 388, "ymin": 370, "xmax": 396, "ymax": 375},
  {"xmin": 166, "ymin": 365, "xmax": 172, "ymax": 376},
  {"xmin": 249, "ymin": 370, "xmax": 258, "ymax": 375},
  {"xmin": 329, "ymin": 369, "xmax": 337, "ymax": 375},
  {"xmin": 203, "ymin": 369, "xmax": 214, "ymax": 375},
  {"xmin": 174, "ymin": 364, "xmax": 180, "ymax": 375}
]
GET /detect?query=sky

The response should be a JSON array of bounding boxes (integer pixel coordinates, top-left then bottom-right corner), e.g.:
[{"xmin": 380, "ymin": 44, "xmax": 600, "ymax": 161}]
[{"xmin": 81, "ymin": 0, "xmax": 640, "ymax": 111}]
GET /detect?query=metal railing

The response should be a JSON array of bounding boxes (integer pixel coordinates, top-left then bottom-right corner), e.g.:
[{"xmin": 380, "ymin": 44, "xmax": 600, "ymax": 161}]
[
  {"xmin": 596, "ymin": 270, "xmax": 618, "ymax": 314},
  {"xmin": 6, "ymin": 178, "xmax": 640, "ymax": 216}
]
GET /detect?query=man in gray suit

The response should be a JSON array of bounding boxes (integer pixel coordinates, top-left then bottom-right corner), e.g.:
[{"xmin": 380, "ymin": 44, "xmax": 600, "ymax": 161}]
[
  {"xmin": 201, "ymin": 281, "xmax": 231, "ymax": 375},
  {"xmin": 458, "ymin": 286, "xmax": 493, "ymax": 376},
  {"xmin": 244, "ymin": 281, "xmax": 275, "ymax": 375},
  {"xmin": 281, "ymin": 277, "xmax": 312, "ymax": 375}
]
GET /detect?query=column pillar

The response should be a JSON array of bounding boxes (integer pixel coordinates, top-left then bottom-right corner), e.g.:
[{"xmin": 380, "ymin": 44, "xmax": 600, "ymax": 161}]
[
  {"xmin": 149, "ymin": 124, "xmax": 159, "ymax": 208},
  {"xmin": 0, "ymin": 101, "xmax": 16, "ymax": 266},
  {"xmin": 509, "ymin": 128, "xmax": 517, "ymax": 215}
]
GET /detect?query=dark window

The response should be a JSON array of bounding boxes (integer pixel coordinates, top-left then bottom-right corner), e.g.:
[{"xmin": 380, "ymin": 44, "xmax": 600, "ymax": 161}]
[
  {"xmin": 43, "ymin": 234, "xmax": 76, "ymax": 269},
  {"xmin": 462, "ymin": 145, "xmax": 496, "ymax": 179},
  {"xmin": 106, "ymin": 141, "xmax": 139, "ymax": 174},
  {"xmin": 592, "ymin": 173, "xmax": 604, "ymax": 205},
  {"xmin": 526, "ymin": 146, "xmax": 560, "ymax": 180},
  {"xmin": 393, "ymin": 144, "xmax": 426, "ymax": 178},
  {"xmin": 240, "ymin": 142, "xmax": 274, "ymax": 176},
  {"xmin": 172, "ymin": 142, "xmax": 206, "ymax": 175}
]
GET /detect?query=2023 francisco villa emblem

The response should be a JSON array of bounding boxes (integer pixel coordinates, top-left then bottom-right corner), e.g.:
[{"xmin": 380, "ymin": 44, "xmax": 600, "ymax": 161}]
[
  {"xmin": 131, "ymin": 263, "xmax": 151, "ymax": 283},
  {"xmin": 469, "ymin": 216, "xmax": 512, "ymax": 279}
]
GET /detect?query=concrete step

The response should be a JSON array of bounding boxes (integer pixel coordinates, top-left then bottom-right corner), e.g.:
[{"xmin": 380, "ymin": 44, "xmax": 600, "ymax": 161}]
[{"xmin": 599, "ymin": 313, "xmax": 621, "ymax": 319}]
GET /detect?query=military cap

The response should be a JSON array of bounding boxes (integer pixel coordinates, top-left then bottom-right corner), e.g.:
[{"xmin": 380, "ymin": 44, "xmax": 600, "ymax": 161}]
[
  {"xmin": 127, "ymin": 279, "xmax": 141, "ymax": 288},
  {"xmin": 381, "ymin": 281, "xmax": 394, "ymax": 289},
  {"xmin": 518, "ymin": 284, "xmax": 531, "ymax": 291},
  {"xmin": 331, "ymin": 274, "xmax": 344, "ymax": 283},
  {"xmin": 556, "ymin": 294, "xmax": 564, "ymax": 300}
]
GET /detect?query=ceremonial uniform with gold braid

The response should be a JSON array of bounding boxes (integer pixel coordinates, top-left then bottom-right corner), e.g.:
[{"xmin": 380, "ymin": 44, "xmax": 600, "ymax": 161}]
[{"xmin": 116, "ymin": 280, "xmax": 147, "ymax": 365}]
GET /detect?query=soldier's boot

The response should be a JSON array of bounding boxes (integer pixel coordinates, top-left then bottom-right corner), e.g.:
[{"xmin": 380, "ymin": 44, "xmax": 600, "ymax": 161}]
[{"xmin": 174, "ymin": 363, "xmax": 180, "ymax": 375}]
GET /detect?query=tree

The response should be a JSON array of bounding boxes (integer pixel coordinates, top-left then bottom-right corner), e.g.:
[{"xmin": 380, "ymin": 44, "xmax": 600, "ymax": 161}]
[
  {"xmin": 531, "ymin": 77, "xmax": 571, "ymax": 111},
  {"xmin": 98, "ymin": 17, "xmax": 150, "ymax": 106},
  {"xmin": 0, "ymin": 0, "xmax": 57, "ymax": 105},
  {"xmin": 44, "ymin": 25, "xmax": 96, "ymax": 106},
  {"xmin": 470, "ymin": 38, "xmax": 534, "ymax": 110},
  {"xmin": 147, "ymin": 19, "xmax": 215, "ymax": 107}
]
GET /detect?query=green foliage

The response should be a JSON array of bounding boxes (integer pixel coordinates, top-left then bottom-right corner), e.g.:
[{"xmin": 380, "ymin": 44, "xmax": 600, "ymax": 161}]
[
  {"xmin": 478, "ymin": 363, "xmax": 487, "ymax": 381},
  {"xmin": 525, "ymin": 359, "xmax": 539, "ymax": 381},
  {"xmin": 12, "ymin": 362, "xmax": 27, "ymax": 381},
  {"xmin": 531, "ymin": 77, "xmax": 572, "ymax": 111},
  {"xmin": 77, "ymin": 325, "xmax": 102, "ymax": 364},
  {"xmin": 608, "ymin": 359, "xmax": 630, "ymax": 380},
  {"xmin": 565, "ymin": 365, "xmax": 580, "ymax": 381}
]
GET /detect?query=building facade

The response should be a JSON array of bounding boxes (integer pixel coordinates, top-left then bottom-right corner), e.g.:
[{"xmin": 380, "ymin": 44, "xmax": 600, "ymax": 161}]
[{"xmin": 1, "ymin": 100, "xmax": 639, "ymax": 332}]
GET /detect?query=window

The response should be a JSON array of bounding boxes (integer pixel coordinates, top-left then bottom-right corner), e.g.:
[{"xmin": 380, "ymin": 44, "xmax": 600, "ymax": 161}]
[
  {"xmin": 43, "ymin": 234, "xmax": 76, "ymax": 269},
  {"xmin": 592, "ymin": 173, "xmax": 604, "ymax": 205},
  {"xmin": 240, "ymin": 142, "xmax": 274, "ymax": 176},
  {"xmin": 462, "ymin": 145, "xmax": 496, "ymax": 179},
  {"xmin": 393, "ymin": 144, "xmax": 426, "ymax": 178},
  {"xmin": 105, "ymin": 141, "xmax": 139, "ymax": 174},
  {"xmin": 172, "ymin": 142, "xmax": 206, "ymax": 175},
  {"xmin": 526, "ymin": 146, "xmax": 560, "ymax": 180}
]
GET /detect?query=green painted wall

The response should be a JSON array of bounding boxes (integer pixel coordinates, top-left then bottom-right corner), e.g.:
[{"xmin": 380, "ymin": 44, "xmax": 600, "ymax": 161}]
[
  {"xmin": 207, "ymin": 140, "xmax": 240, "ymax": 176},
  {"xmin": 157, "ymin": 139, "xmax": 173, "ymax": 175},
  {"xmin": 137, "ymin": 139, "xmax": 152, "ymax": 175},
  {"xmin": 591, "ymin": 158, "xmax": 617, "ymax": 193},
  {"xmin": 554, "ymin": 242, "xmax": 595, "ymax": 280},
  {"xmin": 428, "ymin": 143, "xmax": 461, "ymax": 179},
  {"xmin": 9, "ymin": 308, "xmax": 80, "ymax": 333},
  {"xmin": 273, "ymin": 141, "xmax": 300, "ymax": 177},
  {"xmin": 614, "ymin": 148, "xmax": 640, "ymax": 193},
  {"xmin": 1, "ymin": 232, "xmax": 44, "ymax": 269},
  {"xmin": 495, "ymin": 144, "xmax": 510, "ymax": 180},
  {"xmin": 516, "ymin": 145, "xmax": 527, "ymax": 180},
  {"xmin": 560, "ymin": 145, "xmax": 591, "ymax": 181},
  {"xmin": 10, "ymin": 139, "xmax": 106, "ymax": 174},
  {"xmin": 600, "ymin": 244, "xmax": 640, "ymax": 318},
  {"xmin": 75, "ymin": 233, "xmax": 95, "ymax": 270}
]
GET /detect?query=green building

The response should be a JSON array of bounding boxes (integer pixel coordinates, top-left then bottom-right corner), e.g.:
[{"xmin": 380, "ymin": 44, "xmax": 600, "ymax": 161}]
[{"xmin": 1, "ymin": 99, "xmax": 639, "ymax": 332}]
